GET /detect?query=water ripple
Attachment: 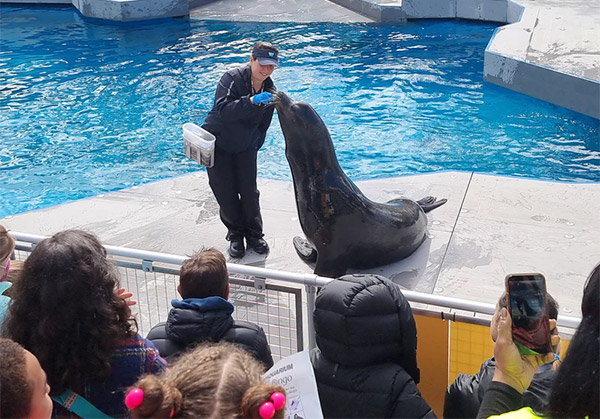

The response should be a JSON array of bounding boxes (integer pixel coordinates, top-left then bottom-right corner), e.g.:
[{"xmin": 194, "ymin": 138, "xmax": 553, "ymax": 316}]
[{"xmin": 0, "ymin": 7, "xmax": 598, "ymax": 218}]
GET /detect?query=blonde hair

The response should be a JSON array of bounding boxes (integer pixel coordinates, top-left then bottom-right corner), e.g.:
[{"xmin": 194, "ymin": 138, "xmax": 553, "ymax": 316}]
[
  {"xmin": 130, "ymin": 343, "xmax": 285, "ymax": 419},
  {"xmin": 0, "ymin": 225, "xmax": 15, "ymax": 262}
]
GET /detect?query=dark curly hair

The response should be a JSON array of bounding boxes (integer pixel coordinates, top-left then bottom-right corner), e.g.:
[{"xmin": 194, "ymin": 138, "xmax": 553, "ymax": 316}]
[
  {"xmin": 2, "ymin": 230, "xmax": 137, "ymax": 395},
  {"xmin": 547, "ymin": 262, "xmax": 599, "ymax": 418}
]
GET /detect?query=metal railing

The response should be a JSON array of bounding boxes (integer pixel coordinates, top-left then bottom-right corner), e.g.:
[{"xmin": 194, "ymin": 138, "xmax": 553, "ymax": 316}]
[{"xmin": 9, "ymin": 231, "xmax": 582, "ymax": 360}]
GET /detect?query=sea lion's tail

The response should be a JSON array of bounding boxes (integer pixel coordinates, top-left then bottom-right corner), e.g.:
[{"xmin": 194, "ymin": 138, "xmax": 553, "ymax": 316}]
[
  {"xmin": 386, "ymin": 196, "xmax": 447, "ymax": 213},
  {"xmin": 416, "ymin": 196, "xmax": 447, "ymax": 213}
]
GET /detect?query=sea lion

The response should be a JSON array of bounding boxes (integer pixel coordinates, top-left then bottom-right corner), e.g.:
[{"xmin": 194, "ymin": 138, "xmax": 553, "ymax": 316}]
[{"xmin": 274, "ymin": 91, "xmax": 447, "ymax": 278}]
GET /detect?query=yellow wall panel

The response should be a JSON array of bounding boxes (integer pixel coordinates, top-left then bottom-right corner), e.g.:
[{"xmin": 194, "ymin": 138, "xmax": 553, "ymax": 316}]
[
  {"xmin": 449, "ymin": 322, "xmax": 494, "ymax": 384},
  {"xmin": 414, "ymin": 314, "xmax": 448, "ymax": 418}
]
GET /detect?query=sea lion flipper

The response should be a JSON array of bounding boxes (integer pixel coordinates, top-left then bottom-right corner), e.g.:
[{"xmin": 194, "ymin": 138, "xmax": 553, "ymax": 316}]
[
  {"xmin": 417, "ymin": 196, "xmax": 448, "ymax": 213},
  {"xmin": 416, "ymin": 196, "xmax": 436, "ymax": 206},
  {"xmin": 293, "ymin": 236, "xmax": 317, "ymax": 263}
]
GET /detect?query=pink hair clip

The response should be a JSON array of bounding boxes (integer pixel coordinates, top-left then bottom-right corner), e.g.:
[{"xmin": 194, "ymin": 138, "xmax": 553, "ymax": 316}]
[
  {"xmin": 125, "ymin": 387, "xmax": 144, "ymax": 409},
  {"xmin": 258, "ymin": 392, "xmax": 286, "ymax": 419}
]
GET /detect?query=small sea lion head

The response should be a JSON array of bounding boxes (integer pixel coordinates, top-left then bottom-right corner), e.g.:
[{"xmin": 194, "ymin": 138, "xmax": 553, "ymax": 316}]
[{"xmin": 274, "ymin": 91, "xmax": 333, "ymax": 155}]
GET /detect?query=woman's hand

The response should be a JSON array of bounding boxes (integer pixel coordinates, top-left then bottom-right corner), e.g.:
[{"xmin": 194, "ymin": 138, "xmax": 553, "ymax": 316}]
[{"xmin": 492, "ymin": 308, "xmax": 557, "ymax": 393}]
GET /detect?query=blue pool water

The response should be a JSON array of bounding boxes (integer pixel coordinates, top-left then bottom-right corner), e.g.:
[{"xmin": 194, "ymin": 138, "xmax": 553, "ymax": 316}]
[{"xmin": 1, "ymin": 6, "xmax": 599, "ymax": 218}]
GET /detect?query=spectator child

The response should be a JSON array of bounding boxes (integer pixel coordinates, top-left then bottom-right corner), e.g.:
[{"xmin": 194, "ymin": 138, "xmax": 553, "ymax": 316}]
[
  {"xmin": 126, "ymin": 343, "xmax": 286, "ymax": 418},
  {"xmin": 0, "ymin": 225, "xmax": 15, "ymax": 324},
  {"xmin": 2, "ymin": 229, "xmax": 166, "ymax": 417},
  {"xmin": 311, "ymin": 274, "xmax": 435, "ymax": 418},
  {"xmin": 444, "ymin": 292, "xmax": 560, "ymax": 418},
  {"xmin": 0, "ymin": 337, "xmax": 52, "ymax": 419},
  {"xmin": 477, "ymin": 262, "xmax": 599, "ymax": 419},
  {"xmin": 147, "ymin": 248, "xmax": 273, "ymax": 367},
  {"xmin": 0, "ymin": 225, "xmax": 14, "ymax": 282}
]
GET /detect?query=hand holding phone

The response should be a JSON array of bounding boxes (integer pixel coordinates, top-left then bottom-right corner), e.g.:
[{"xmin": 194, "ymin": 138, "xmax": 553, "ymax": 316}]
[
  {"xmin": 505, "ymin": 273, "xmax": 553, "ymax": 356},
  {"xmin": 492, "ymin": 306, "xmax": 557, "ymax": 394}
]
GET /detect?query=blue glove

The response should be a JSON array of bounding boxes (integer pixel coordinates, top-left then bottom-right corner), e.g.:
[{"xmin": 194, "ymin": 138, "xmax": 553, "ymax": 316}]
[{"xmin": 252, "ymin": 92, "xmax": 273, "ymax": 105}]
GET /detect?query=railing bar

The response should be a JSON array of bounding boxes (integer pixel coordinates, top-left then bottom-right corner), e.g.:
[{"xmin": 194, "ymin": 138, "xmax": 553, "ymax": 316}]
[
  {"xmin": 10, "ymin": 232, "xmax": 331, "ymax": 286},
  {"xmin": 295, "ymin": 291, "xmax": 303, "ymax": 352},
  {"xmin": 9, "ymin": 231, "xmax": 582, "ymax": 330}
]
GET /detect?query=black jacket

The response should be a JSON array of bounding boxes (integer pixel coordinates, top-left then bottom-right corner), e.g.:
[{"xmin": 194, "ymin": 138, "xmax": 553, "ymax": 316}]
[
  {"xmin": 311, "ymin": 274, "xmax": 435, "ymax": 418},
  {"xmin": 146, "ymin": 297, "xmax": 273, "ymax": 368},
  {"xmin": 202, "ymin": 64, "xmax": 275, "ymax": 154},
  {"xmin": 444, "ymin": 357, "xmax": 555, "ymax": 418}
]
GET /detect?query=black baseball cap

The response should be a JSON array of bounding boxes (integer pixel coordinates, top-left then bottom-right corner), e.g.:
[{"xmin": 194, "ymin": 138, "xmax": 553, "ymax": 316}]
[{"xmin": 252, "ymin": 49, "xmax": 279, "ymax": 67}]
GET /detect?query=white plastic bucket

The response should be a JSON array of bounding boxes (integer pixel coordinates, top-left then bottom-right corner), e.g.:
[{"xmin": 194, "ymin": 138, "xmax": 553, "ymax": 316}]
[{"xmin": 183, "ymin": 123, "xmax": 215, "ymax": 168}]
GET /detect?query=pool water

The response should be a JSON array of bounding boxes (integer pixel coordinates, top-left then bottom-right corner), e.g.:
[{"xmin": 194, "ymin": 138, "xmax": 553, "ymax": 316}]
[{"xmin": 1, "ymin": 6, "xmax": 598, "ymax": 218}]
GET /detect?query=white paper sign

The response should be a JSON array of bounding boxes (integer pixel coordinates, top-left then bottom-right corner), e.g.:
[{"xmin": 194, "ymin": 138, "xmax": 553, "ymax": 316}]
[{"xmin": 263, "ymin": 351, "xmax": 324, "ymax": 419}]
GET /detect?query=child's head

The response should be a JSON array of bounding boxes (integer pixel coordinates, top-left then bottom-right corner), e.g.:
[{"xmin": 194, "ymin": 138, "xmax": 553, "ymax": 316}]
[
  {"xmin": 4, "ymin": 229, "xmax": 136, "ymax": 394},
  {"xmin": 178, "ymin": 249, "xmax": 229, "ymax": 299},
  {"xmin": 0, "ymin": 338, "xmax": 52, "ymax": 419},
  {"xmin": 127, "ymin": 343, "xmax": 285, "ymax": 418},
  {"xmin": 0, "ymin": 225, "xmax": 15, "ymax": 282}
]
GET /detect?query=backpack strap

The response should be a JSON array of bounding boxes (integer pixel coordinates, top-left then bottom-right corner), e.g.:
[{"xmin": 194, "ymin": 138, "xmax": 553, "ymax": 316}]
[{"xmin": 52, "ymin": 389, "xmax": 114, "ymax": 419}]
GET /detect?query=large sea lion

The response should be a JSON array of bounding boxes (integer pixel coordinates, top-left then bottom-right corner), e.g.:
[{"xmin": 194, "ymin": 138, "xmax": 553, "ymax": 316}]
[{"xmin": 274, "ymin": 91, "xmax": 447, "ymax": 278}]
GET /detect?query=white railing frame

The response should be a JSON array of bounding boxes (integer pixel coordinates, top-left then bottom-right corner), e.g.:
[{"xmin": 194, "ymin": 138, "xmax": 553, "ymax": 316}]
[{"xmin": 10, "ymin": 232, "xmax": 583, "ymax": 342}]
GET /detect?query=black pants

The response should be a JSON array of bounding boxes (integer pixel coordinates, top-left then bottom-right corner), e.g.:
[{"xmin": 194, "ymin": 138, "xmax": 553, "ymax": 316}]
[{"xmin": 207, "ymin": 148, "xmax": 263, "ymax": 241}]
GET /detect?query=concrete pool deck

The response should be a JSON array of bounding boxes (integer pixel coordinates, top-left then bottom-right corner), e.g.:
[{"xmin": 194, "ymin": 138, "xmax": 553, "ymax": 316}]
[{"xmin": 3, "ymin": 171, "xmax": 599, "ymax": 318}]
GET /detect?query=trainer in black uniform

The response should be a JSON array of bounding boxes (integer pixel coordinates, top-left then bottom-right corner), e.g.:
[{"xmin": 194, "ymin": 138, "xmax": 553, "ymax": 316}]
[{"xmin": 202, "ymin": 41, "xmax": 279, "ymax": 258}]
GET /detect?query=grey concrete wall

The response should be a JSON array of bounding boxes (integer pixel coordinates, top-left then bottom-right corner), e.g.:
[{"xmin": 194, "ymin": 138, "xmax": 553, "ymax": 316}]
[
  {"xmin": 330, "ymin": 0, "xmax": 512, "ymax": 22},
  {"xmin": 483, "ymin": 2, "xmax": 600, "ymax": 119},
  {"xmin": 72, "ymin": 0, "xmax": 188, "ymax": 21},
  {"xmin": 0, "ymin": 0, "xmax": 71, "ymax": 3},
  {"xmin": 404, "ymin": 0, "xmax": 509, "ymax": 22},
  {"xmin": 327, "ymin": 0, "xmax": 406, "ymax": 22},
  {"xmin": 1, "ymin": 0, "xmax": 189, "ymax": 20},
  {"xmin": 484, "ymin": 52, "xmax": 600, "ymax": 119}
]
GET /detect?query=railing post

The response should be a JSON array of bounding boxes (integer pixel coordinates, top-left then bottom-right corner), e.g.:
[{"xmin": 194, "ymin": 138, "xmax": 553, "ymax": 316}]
[{"xmin": 305, "ymin": 284, "xmax": 317, "ymax": 350}]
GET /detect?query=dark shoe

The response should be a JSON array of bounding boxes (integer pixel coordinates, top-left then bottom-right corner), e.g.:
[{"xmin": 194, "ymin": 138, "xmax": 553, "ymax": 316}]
[
  {"xmin": 247, "ymin": 237, "xmax": 269, "ymax": 254},
  {"xmin": 228, "ymin": 238, "xmax": 245, "ymax": 258}
]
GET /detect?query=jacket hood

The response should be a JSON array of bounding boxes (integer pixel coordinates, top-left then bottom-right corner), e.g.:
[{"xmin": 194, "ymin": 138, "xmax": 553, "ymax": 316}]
[
  {"xmin": 166, "ymin": 297, "xmax": 235, "ymax": 346},
  {"xmin": 313, "ymin": 274, "xmax": 420, "ymax": 383}
]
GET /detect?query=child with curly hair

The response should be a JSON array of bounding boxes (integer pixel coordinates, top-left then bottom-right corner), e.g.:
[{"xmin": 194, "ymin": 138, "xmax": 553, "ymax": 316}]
[
  {"xmin": 126, "ymin": 342, "xmax": 286, "ymax": 419},
  {"xmin": 2, "ymin": 229, "xmax": 166, "ymax": 417}
]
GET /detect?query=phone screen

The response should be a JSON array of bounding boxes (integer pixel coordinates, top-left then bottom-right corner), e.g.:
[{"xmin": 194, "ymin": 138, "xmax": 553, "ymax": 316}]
[{"xmin": 506, "ymin": 273, "xmax": 552, "ymax": 355}]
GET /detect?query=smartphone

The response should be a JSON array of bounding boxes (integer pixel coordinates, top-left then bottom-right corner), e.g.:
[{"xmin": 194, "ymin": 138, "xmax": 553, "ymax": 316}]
[{"xmin": 505, "ymin": 273, "xmax": 553, "ymax": 356}]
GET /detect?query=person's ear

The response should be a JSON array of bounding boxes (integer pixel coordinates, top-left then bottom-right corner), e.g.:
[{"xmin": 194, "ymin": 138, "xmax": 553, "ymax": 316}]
[
  {"xmin": 225, "ymin": 283, "xmax": 230, "ymax": 300},
  {"xmin": 177, "ymin": 284, "xmax": 181, "ymax": 297}
]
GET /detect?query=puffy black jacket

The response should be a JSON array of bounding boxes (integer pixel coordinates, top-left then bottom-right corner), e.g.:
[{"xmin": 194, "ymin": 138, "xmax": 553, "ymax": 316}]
[
  {"xmin": 146, "ymin": 297, "xmax": 273, "ymax": 368},
  {"xmin": 311, "ymin": 274, "xmax": 435, "ymax": 418},
  {"xmin": 202, "ymin": 64, "xmax": 275, "ymax": 153},
  {"xmin": 444, "ymin": 357, "xmax": 555, "ymax": 418}
]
